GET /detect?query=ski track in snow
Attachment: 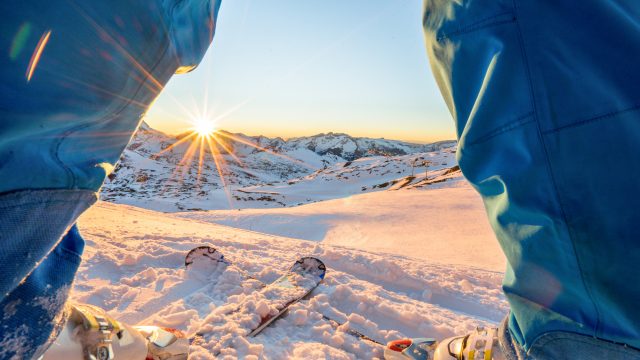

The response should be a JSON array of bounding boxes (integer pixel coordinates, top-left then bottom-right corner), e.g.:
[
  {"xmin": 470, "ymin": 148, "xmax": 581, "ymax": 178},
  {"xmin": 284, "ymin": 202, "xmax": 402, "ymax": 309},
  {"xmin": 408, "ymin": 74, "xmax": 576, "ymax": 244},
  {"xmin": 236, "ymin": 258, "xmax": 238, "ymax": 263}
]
[{"xmin": 73, "ymin": 198, "xmax": 508, "ymax": 359}]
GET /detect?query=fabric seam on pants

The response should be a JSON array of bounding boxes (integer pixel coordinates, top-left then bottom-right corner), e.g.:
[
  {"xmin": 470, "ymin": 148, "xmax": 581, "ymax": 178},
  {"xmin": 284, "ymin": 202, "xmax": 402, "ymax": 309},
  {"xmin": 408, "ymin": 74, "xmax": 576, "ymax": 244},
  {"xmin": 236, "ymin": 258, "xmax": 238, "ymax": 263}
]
[
  {"xmin": 58, "ymin": 244, "xmax": 84, "ymax": 259},
  {"xmin": 51, "ymin": 129, "xmax": 75, "ymax": 190},
  {"xmin": 466, "ymin": 112, "xmax": 535, "ymax": 147},
  {"xmin": 438, "ymin": 11, "xmax": 516, "ymax": 40},
  {"xmin": 542, "ymin": 103, "xmax": 640, "ymax": 135}
]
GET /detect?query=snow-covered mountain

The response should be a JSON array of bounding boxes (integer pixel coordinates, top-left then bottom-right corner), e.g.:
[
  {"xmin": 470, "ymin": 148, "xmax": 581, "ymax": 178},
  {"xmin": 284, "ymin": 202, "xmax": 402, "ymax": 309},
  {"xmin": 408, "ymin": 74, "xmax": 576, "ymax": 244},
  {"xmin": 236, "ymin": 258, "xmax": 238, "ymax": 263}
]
[{"xmin": 101, "ymin": 122, "xmax": 457, "ymax": 211}]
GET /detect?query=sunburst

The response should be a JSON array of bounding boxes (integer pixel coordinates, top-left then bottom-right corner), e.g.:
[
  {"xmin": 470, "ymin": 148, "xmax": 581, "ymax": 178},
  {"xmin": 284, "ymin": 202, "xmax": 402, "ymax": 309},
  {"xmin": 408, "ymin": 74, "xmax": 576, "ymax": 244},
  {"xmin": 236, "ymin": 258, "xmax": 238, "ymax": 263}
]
[
  {"xmin": 154, "ymin": 113, "xmax": 314, "ymax": 209},
  {"xmin": 192, "ymin": 118, "xmax": 216, "ymax": 137}
]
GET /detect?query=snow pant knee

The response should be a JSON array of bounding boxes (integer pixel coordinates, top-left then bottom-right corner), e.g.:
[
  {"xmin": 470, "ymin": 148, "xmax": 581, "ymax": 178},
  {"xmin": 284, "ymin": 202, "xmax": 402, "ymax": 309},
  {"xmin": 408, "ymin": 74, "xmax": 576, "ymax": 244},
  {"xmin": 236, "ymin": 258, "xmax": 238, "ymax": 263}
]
[{"xmin": 0, "ymin": 223, "xmax": 88, "ymax": 360}]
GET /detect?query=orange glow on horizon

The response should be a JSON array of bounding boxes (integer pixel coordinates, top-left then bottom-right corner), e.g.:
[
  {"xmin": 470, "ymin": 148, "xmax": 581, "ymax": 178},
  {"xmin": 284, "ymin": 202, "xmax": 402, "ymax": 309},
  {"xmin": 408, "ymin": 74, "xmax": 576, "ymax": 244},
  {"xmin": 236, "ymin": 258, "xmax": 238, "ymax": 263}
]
[{"xmin": 147, "ymin": 118, "xmax": 453, "ymax": 145}]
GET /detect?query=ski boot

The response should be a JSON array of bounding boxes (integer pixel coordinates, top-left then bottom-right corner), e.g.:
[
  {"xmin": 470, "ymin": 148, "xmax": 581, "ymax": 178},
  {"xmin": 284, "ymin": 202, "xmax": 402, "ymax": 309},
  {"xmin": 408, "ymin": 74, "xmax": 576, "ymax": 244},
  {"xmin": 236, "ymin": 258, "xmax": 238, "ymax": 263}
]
[
  {"xmin": 40, "ymin": 303, "xmax": 189, "ymax": 360},
  {"xmin": 385, "ymin": 327, "xmax": 505, "ymax": 360}
]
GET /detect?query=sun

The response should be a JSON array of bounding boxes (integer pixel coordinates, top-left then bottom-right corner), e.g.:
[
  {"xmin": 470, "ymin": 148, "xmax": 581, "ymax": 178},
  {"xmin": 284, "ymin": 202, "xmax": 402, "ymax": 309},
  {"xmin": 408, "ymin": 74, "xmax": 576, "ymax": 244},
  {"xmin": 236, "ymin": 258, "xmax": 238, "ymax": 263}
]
[
  {"xmin": 155, "ymin": 111, "xmax": 309, "ymax": 209},
  {"xmin": 192, "ymin": 118, "xmax": 216, "ymax": 137}
]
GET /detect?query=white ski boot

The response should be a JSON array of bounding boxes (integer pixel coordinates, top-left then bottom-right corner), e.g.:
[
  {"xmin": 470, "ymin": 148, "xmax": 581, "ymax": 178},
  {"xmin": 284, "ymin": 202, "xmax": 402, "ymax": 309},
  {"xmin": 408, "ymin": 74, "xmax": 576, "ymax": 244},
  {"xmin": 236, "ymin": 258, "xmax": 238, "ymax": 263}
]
[
  {"xmin": 39, "ymin": 303, "xmax": 189, "ymax": 360},
  {"xmin": 385, "ymin": 327, "xmax": 505, "ymax": 360}
]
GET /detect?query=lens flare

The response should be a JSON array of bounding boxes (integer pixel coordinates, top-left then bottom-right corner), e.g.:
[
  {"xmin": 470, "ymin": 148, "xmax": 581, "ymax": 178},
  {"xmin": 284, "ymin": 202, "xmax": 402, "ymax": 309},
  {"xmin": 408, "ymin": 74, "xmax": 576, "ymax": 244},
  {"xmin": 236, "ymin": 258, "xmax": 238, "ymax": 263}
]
[
  {"xmin": 26, "ymin": 30, "xmax": 51, "ymax": 82},
  {"xmin": 192, "ymin": 118, "xmax": 216, "ymax": 137}
]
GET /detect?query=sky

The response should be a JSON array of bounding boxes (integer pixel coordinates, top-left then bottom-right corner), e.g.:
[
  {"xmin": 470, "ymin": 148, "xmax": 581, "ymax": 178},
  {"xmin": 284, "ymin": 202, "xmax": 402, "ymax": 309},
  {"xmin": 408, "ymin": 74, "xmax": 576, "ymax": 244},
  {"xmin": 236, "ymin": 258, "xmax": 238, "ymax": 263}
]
[{"xmin": 144, "ymin": 0, "xmax": 454, "ymax": 144}]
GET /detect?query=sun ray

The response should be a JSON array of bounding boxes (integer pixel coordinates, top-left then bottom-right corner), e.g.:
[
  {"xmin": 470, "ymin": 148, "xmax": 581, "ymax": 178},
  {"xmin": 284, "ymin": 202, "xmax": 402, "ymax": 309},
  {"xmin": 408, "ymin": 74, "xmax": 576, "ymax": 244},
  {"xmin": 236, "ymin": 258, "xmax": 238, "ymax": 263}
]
[
  {"xmin": 161, "ymin": 90, "xmax": 203, "ymax": 124},
  {"xmin": 179, "ymin": 136, "xmax": 200, "ymax": 168},
  {"xmin": 55, "ymin": 72, "xmax": 151, "ymax": 109},
  {"xmin": 210, "ymin": 97, "xmax": 252, "ymax": 124},
  {"xmin": 196, "ymin": 136, "xmax": 206, "ymax": 185},
  {"xmin": 70, "ymin": 3, "xmax": 164, "ymax": 93},
  {"xmin": 171, "ymin": 137, "xmax": 201, "ymax": 196},
  {"xmin": 205, "ymin": 136, "xmax": 234, "ymax": 208},
  {"xmin": 157, "ymin": 132, "xmax": 198, "ymax": 156},
  {"xmin": 212, "ymin": 133, "xmax": 245, "ymax": 167},
  {"xmin": 215, "ymin": 131, "xmax": 314, "ymax": 169}
]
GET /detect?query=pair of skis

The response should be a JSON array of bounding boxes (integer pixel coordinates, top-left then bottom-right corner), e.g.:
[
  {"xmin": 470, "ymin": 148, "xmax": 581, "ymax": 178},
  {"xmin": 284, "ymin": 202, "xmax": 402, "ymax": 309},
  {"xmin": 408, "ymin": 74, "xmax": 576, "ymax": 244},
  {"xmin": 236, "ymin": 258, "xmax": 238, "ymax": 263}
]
[
  {"xmin": 184, "ymin": 246, "xmax": 329, "ymax": 355},
  {"xmin": 184, "ymin": 246, "xmax": 435, "ymax": 360},
  {"xmin": 183, "ymin": 247, "xmax": 388, "ymax": 346}
]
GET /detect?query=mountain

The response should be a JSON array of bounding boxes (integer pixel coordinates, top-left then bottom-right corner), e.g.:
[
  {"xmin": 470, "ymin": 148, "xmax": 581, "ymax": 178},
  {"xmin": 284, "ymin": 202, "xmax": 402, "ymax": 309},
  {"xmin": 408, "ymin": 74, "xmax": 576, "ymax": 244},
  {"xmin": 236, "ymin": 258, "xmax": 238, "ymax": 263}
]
[{"xmin": 100, "ymin": 122, "xmax": 458, "ymax": 211}]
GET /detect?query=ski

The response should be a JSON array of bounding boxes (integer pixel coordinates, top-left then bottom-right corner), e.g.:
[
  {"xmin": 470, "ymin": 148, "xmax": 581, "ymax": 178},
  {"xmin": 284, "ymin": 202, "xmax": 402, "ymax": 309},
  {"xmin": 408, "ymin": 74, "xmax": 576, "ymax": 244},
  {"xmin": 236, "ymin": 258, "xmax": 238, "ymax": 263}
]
[
  {"xmin": 193, "ymin": 255, "xmax": 326, "ymax": 339},
  {"xmin": 185, "ymin": 245, "xmax": 267, "ymax": 285},
  {"xmin": 185, "ymin": 246, "xmax": 326, "ymax": 340},
  {"xmin": 248, "ymin": 257, "xmax": 326, "ymax": 336},
  {"xmin": 321, "ymin": 315, "xmax": 385, "ymax": 346},
  {"xmin": 185, "ymin": 245, "xmax": 229, "ymax": 268}
]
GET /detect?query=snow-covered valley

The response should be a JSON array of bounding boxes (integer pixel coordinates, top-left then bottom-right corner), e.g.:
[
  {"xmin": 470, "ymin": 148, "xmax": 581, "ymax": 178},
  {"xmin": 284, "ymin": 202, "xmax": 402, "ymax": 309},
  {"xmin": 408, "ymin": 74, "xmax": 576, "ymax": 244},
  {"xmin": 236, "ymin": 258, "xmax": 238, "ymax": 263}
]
[{"xmin": 73, "ymin": 125, "xmax": 508, "ymax": 359}]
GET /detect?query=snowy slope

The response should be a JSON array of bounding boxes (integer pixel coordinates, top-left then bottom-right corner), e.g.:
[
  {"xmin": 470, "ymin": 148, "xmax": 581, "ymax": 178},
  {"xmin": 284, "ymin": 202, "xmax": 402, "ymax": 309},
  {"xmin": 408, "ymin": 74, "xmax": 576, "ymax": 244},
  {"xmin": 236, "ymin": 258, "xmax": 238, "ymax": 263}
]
[
  {"xmin": 231, "ymin": 147, "xmax": 461, "ymax": 207},
  {"xmin": 180, "ymin": 184, "xmax": 504, "ymax": 272},
  {"xmin": 73, "ymin": 190, "xmax": 507, "ymax": 359}
]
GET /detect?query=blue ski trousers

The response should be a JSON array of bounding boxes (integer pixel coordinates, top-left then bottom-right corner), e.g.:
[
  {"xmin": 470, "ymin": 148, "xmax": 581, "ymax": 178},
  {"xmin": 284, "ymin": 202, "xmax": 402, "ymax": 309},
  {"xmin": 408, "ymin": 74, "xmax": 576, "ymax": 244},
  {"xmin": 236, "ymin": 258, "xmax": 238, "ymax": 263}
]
[
  {"xmin": 0, "ymin": 1, "xmax": 220, "ymax": 358},
  {"xmin": 423, "ymin": 0, "xmax": 640, "ymax": 357}
]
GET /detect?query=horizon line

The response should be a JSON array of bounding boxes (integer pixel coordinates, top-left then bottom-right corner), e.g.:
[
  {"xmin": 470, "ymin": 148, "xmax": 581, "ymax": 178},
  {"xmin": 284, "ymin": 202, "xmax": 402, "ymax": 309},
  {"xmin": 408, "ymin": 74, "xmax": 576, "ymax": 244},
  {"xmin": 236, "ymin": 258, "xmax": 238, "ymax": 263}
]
[{"xmin": 142, "ymin": 121, "xmax": 456, "ymax": 145}]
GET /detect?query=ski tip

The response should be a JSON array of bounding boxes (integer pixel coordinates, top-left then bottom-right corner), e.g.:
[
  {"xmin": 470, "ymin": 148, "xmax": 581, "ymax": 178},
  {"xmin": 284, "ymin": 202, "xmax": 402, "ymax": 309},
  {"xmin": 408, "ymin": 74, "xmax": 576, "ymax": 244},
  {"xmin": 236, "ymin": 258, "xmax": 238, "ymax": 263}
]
[
  {"xmin": 185, "ymin": 245, "xmax": 227, "ymax": 269},
  {"xmin": 291, "ymin": 257, "xmax": 327, "ymax": 280},
  {"xmin": 385, "ymin": 338, "xmax": 437, "ymax": 360}
]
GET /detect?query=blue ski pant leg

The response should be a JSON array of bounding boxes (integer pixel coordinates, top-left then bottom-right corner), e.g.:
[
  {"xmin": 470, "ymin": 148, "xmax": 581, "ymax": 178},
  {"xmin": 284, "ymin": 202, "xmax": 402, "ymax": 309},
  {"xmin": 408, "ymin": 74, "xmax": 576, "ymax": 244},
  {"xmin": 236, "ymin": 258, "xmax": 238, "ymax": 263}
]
[
  {"xmin": 0, "ymin": 1, "xmax": 220, "ymax": 358},
  {"xmin": 0, "ymin": 225, "xmax": 85, "ymax": 359},
  {"xmin": 423, "ymin": 0, "xmax": 640, "ymax": 353}
]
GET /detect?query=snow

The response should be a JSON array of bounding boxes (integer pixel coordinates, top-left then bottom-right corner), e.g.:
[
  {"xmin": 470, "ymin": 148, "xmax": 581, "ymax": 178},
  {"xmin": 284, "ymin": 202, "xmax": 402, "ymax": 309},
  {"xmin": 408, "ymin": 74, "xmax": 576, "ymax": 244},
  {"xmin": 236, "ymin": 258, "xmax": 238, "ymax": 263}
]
[
  {"xmin": 180, "ymin": 184, "xmax": 504, "ymax": 272},
  {"xmin": 63, "ymin": 123, "xmax": 511, "ymax": 358},
  {"xmin": 72, "ymin": 184, "xmax": 507, "ymax": 359}
]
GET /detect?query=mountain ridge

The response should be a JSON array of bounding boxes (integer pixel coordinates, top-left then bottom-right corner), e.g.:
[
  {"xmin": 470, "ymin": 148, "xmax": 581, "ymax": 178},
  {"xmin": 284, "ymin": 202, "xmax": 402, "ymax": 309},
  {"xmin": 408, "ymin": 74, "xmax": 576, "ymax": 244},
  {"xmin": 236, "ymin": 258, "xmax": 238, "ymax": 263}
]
[{"xmin": 101, "ymin": 122, "xmax": 459, "ymax": 211}]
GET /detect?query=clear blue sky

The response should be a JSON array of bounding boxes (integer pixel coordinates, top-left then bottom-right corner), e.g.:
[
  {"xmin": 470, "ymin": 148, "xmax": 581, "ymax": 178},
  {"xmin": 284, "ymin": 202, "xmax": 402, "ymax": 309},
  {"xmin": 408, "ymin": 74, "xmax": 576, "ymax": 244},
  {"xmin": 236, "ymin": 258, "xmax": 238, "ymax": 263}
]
[{"xmin": 144, "ymin": 0, "xmax": 454, "ymax": 143}]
